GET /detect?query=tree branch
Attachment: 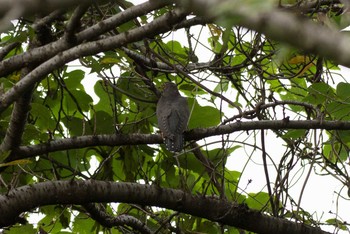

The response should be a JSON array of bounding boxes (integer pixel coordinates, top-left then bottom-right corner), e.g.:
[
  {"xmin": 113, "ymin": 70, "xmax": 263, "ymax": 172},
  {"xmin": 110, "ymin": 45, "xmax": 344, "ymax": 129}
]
[
  {"xmin": 0, "ymin": 0, "xmax": 95, "ymax": 20},
  {"xmin": 0, "ymin": 180, "xmax": 331, "ymax": 234},
  {"xmin": 0, "ymin": 16, "xmax": 56, "ymax": 158},
  {"xmin": 0, "ymin": 0, "xmax": 173, "ymax": 78},
  {"xmin": 0, "ymin": 8, "xmax": 187, "ymax": 114},
  {"xmin": 179, "ymin": 0, "xmax": 350, "ymax": 67},
  {"xmin": 83, "ymin": 203, "xmax": 152, "ymax": 233},
  {"xmin": 10, "ymin": 119, "xmax": 350, "ymax": 160}
]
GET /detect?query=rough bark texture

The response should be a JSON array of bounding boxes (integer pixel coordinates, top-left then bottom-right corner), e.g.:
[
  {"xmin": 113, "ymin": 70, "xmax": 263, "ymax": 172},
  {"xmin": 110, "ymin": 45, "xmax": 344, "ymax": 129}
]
[{"xmin": 0, "ymin": 180, "xmax": 330, "ymax": 234}]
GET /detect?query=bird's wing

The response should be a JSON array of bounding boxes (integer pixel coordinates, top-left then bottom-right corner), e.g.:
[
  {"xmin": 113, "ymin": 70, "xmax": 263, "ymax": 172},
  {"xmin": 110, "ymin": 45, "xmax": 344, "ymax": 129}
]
[
  {"xmin": 175, "ymin": 97, "xmax": 190, "ymax": 132},
  {"xmin": 156, "ymin": 98, "xmax": 174, "ymax": 138}
]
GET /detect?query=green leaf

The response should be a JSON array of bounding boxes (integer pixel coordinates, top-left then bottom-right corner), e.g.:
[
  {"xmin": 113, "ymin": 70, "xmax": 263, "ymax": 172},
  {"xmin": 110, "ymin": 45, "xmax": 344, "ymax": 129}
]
[
  {"xmin": 92, "ymin": 111, "xmax": 115, "ymax": 134},
  {"xmin": 325, "ymin": 218, "xmax": 347, "ymax": 230},
  {"xmin": 304, "ymin": 83, "xmax": 335, "ymax": 105},
  {"xmin": 245, "ymin": 192, "xmax": 271, "ymax": 210},
  {"xmin": 64, "ymin": 70, "xmax": 85, "ymax": 90},
  {"xmin": 73, "ymin": 212, "xmax": 96, "ymax": 234},
  {"xmin": 5, "ymin": 224, "xmax": 36, "ymax": 234},
  {"xmin": 208, "ymin": 35, "xmax": 222, "ymax": 54},
  {"xmin": 166, "ymin": 40, "xmax": 187, "ymax": 58},
  {"xmin": 159, "ymin": 157, "xmax": 179, "ymax": 187},
  {"xmin": 30, "ymin": 103, "xmax": 54, "ymax": 130},
  {"xmin": 93, "ymin": 80, "xmax": 113, "ymax": 115},
  {"xmin": 64, "ymin": 90, "xmax": 93, "ymax": 113},
  {"xmin": 23, "ymin": 124, "xmax": 48, "ymax": 144},
  {"xmin": 61, "ymin": 116, "xmax": 84, "ymax": 136},
  {"xmin": 100, "ymin": 56, "xmax": 120, "ymax": 65},
  {"xmin": 326, "ymin": 102, "xmax": 350, "ymax": 120},
  {"xmin": 282, "ymin": 129, "xmax": 306, "ymax": 139},
  {"xmin": 214, "ymin": 81, "xmax": 229, "ymax": 93},
  {"xmin": 197, "ymin": 220, "xmax": 220, "ymax": 233},
  {"xmin": 116, "ymin": 72, "xmax": 156, "ymax": 104},
  {"xmin": 336, "ymin": 82, "xmax": 350, "ymax": 101},
  {"xmin": 38, "ymin": 206, "xmax": 64, "ymax": 233},
  {"xmin": 323, "ymin": 142, "xmax": 348, "ymax": 162},
  {"xmin": 187, "ymin": 98, "xmax": 220, "ymax": 129}
]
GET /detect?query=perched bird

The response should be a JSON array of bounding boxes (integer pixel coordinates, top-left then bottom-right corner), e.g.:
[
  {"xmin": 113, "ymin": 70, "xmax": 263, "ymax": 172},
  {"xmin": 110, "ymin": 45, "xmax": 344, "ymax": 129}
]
[{"xmin": 156, "ymin": 82, "xmax": 190, "ymax": 152}]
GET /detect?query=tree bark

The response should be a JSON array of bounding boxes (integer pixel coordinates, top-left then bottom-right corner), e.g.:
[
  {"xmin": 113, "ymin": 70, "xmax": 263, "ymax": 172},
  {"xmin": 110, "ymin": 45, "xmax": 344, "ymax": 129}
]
[{"xmin": 0, "ymin": 180, "xmax": 330, "ymax": 234}]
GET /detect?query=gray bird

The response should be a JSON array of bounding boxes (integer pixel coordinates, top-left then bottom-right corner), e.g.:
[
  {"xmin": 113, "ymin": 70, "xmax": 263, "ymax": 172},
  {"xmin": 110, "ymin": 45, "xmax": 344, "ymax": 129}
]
[{"xmin": 156, "ymin": 82, "xmax": 190, "ymax": 152}]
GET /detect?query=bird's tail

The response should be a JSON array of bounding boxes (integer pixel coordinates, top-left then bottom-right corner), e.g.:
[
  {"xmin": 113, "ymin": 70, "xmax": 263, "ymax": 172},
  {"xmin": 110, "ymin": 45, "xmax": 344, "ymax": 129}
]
[{"xmin": 164, "ymin": 134, "xmax": 184, "ymax": 152}]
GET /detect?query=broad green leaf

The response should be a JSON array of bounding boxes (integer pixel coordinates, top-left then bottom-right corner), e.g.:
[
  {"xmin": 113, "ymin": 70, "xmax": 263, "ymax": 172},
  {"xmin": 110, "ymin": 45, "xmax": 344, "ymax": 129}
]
[
  {"xmin": 112, "ymin": 158, "xmax": 126, "ymax": 181},
  {"xmin": 226, "ymin": 227, "xmax": 241, "ymax": 234},
  {"xmin": 23, "ymin": 124, "xmax": 48, "ymax": 144},
  {"xmin": 187, "ymin": 98, "xmax": 220, "ymax": 129},
  {"xmin": 166, "ymin": 41, "xmax": 187, "ymax": 58},
  {"xmin": 38, "ymin": 206, "xmax": 65, "ymax": 233},
  {"xmin": 64, "ymin": 70, "xmax": 85, "ymax": 90},
  {"xmin": 73, "ymin": 213, "xmax": 96, "ymax": 234},
  {"xmin": 61, "ymin": 116, "xmax": 85, "ymax": 136},
  {"xmin": 64, "ymin": 89, "xmax": 93, "ymax": 113},
  {"xmin": 282, "ymin": 129, "xmax": 306, "ymax": 139},
  {"xmin": 30, "ymin": 102, "xmax": 54, "ymax": 130},
  {"xmin": 336, "ymin": 82, "xmax": 350, "ymax": 101},
  {"xmin": 5, "ymin": 224, "xmax": 36, "ymax": 234},
  {"xmin": 323, "ymin": 142, "xmax": 348, "ymax": 162},
  {"xmin": 326, "ymin": 102, "xmax": 350, "ymax": 120},
  {"xmin": 304, "ymin": 83, "xmax": 335, "ymax": 105},
  {"xmin": 92, "ymin": 110, "xmax": 115, "ymax": 134},
  {"xmin": 196, "ymin": 220, "xmax": 220, "ymax": 233},
  {"xmin": 93, "ymin": 80, "xmax": 112, "ymax": 115},
  {"xmin": 245, "ymin": 192, "xmax": 271, "ymax": 211}
]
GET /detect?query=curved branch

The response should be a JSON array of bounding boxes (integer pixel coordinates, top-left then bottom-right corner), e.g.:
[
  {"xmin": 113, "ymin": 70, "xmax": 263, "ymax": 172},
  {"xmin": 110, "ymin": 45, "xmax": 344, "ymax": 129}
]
[
  {"xmin": 0, "ymin": 0, "xmax": 91, "ymax": 17},
  {"xmin": 10, "ymin": 119, "xmax": 350, "ymax": 160},
  {"xmin": 0, "ymin": 180, "xmax": 330, "ymax": 234},
  {"xmin": 0, "ymin": 0, "xmax": 173, "ymax": 78},
  {"xmin": 83, "ymin": 203, "xmax": 151, "ymax": 233},
  {"xmin": 0, "ymin": 8, "xmax": 187, "ymax": 113}
]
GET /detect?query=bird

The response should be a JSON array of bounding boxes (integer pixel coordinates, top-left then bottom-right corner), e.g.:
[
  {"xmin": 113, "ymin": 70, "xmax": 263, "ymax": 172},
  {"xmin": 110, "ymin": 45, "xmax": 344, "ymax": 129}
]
[{"xmin": 156, "ymin": 82, "xmax": 190, "ymax": 152}]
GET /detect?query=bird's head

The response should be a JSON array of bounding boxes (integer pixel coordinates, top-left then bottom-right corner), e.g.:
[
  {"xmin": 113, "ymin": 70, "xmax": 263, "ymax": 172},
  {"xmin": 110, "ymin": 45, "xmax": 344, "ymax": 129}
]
[{"xmin": 161, "ymin": 82, "xmax": 180, "ymax": 97}]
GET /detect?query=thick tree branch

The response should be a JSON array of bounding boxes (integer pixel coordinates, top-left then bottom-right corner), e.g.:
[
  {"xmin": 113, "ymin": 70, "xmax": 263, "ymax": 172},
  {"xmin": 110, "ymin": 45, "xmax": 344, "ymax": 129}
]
[
  {"xmin": 0, "ymin": 0, "xmax": 172, "ymax": 78},
  {"xmin": 0, "ymin": 0, "xmax": 96, "ymax": 33},
  {"xmin": 0, "ymin": 180, "xmax": 330, "ymax": 234},
  {"xmin": 0, "ymin": 8, "xmax": 187, "ymax": 114},
  {"xmin": 179, "ymin": 0, "xmax": 350, "ymax": 68},
  {"xmin": 0, "ymin": 0, "xmax": 95, "ymax": 20},
  {"xmin": 10, "ymin": 119, "xmax": 350, "ymax": 160}
]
